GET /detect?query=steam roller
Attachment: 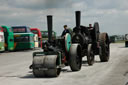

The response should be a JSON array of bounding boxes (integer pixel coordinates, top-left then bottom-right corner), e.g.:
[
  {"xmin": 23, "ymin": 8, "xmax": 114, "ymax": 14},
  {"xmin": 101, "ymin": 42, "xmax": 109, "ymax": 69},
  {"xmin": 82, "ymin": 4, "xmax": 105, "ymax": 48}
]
[{"xmin": 30, "ymin": 15, "xmax": 82, "ymax": 77}]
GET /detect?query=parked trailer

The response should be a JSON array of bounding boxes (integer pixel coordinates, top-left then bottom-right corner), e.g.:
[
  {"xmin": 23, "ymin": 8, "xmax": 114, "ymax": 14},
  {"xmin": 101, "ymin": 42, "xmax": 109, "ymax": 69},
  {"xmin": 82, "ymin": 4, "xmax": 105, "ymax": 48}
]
[
  {"xmin": 2, "ymin": 26, "xmax": 14, "ymax": 51},
  {"xmin": 0, "ymin": 27, "xmax": 5, "ymax": 52},
  {"xmin": 13, "ymin": 33, "xmax": 35, "ymax": 50},
  {"xmin": 12, "ymin": 26, "xmax": 35, "ymax": 50},
  {"xmin": 12, "ymin": 26, "xmax": 31, "ymax": 33}
]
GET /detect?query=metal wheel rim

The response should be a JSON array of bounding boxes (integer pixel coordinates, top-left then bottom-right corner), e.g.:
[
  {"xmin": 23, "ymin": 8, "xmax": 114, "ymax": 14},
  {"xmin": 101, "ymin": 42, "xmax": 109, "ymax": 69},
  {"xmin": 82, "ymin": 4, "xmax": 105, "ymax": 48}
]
[{"xmin": 88, "ymin": 49, "xmax": 94, "ymax": 64}]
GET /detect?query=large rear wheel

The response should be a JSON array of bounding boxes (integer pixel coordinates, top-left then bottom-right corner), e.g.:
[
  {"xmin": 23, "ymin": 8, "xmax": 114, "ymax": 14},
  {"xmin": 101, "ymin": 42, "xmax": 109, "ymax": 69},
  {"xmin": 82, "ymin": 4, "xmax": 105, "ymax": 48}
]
[
  {"xmin": 99, "ymin": 33, "xmax": 110, "ymax": 62},
  {"xmin": 91, "ymin": 22, "xmax": 100, "ymax": 42}
]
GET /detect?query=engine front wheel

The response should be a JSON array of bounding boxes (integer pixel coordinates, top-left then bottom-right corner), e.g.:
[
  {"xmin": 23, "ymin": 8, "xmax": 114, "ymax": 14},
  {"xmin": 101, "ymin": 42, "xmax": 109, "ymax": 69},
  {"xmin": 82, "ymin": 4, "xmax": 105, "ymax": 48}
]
[
  {"xmin": 87, "ymin": 44, "xmax": 95, "ymax": 66},
  {"xmin": 69, "ymin": 44, "xmax": 82, "ymax": 71}
]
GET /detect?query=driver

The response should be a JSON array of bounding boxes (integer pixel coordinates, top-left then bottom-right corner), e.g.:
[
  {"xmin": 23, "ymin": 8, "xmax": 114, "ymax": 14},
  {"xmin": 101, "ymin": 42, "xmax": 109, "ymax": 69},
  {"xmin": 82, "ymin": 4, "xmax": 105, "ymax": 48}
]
[{"xmin": 61, "ymin": 25, "xmax": 70, "ymax": 37}]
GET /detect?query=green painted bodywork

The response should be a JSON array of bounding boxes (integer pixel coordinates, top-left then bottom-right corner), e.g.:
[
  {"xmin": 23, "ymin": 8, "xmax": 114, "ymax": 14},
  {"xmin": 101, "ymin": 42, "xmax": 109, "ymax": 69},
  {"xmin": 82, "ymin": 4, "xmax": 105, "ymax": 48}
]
[
  {"xmin": 2, "ymin": 26, "xmax": 14, "ymax": 51},
  {"xmin": 0, "ymin": 42, "xmax": 4, "ymax": 51},
  {"xmin": 65, "ymin": 33, "xmax": 71, "ymax": 52},
  {"xmin": 14, "ymin": 33, "xmax": 35, "ymax": 50}
]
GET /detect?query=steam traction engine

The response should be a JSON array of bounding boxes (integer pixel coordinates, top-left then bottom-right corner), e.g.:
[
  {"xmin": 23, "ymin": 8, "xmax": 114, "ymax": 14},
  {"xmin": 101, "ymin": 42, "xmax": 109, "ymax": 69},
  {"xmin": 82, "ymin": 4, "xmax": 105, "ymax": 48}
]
[
  {"xmin": 30, "ymin": 11, "xmax": 110, "ymax": 77},
  {"xmin": 72, "ymin": 11, "xmax": 110, "ymax": 65}
]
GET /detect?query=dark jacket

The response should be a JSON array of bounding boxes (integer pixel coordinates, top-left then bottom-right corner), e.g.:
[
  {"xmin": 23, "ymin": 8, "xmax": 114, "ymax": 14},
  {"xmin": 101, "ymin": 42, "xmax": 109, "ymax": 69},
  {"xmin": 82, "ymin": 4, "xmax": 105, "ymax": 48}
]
[{"xmin": 61, "ymin": 29, "xmax": 70, "ymax": 37}]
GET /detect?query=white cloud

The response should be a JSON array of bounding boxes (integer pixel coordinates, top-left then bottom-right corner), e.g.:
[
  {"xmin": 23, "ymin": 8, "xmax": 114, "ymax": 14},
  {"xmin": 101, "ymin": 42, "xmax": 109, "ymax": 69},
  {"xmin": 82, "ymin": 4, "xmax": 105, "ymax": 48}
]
[
  {"xmin": 0, "ymin": 0, "xmax": 127, "ymax": 35},
  {"xmin": 72, "ymin": 1, "xmax": 87, "ymax": 11}
]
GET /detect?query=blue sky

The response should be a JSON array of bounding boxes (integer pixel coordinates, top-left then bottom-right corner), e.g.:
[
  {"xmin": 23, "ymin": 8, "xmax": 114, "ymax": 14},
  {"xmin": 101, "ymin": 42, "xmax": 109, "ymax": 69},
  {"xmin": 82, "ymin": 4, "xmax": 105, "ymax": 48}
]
[{"xmin": 0, "ymin": 0, "xmax": 128, "ymax": 35}]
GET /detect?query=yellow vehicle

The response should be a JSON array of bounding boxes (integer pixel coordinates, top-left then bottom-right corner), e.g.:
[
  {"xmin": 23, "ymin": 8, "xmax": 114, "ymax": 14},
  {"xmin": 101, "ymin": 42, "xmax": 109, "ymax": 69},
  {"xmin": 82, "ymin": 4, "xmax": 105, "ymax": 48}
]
[{"xmin": 34, "ymin": 34, "xmax": 39, "ymax": 48}]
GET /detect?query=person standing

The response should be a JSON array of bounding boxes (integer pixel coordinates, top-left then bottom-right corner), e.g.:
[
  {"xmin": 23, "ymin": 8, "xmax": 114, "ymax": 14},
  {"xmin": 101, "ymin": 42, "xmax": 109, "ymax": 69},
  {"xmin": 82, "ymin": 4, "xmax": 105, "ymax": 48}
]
[{"xmin": 61, "ymin": 25, "xmax": 70, "ymax": 37}]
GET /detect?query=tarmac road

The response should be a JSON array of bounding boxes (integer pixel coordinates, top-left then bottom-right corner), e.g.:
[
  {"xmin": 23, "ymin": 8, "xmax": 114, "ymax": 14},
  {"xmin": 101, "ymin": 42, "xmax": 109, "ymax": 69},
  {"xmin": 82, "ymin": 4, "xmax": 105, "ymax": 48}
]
[{"xmin": 0, "ymin": 43, "xmax": 128, "ymax": 85}]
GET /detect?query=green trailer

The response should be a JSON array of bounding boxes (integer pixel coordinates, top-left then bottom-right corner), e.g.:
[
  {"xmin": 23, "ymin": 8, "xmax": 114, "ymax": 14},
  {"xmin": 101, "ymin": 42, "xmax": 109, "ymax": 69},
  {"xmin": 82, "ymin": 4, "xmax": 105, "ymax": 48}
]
[
  {"xmin": 14, "ymin": 33, "xmax": 35, "ymax": 50},
  {"xmin": 2, "ymin": 26, "xmax": 14, "ymax": 51}
]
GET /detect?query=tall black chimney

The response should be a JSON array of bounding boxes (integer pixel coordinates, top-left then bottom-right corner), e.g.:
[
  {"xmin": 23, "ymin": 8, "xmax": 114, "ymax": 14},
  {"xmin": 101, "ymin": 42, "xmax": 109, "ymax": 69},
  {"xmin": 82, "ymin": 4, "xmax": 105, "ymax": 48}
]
[
  {"xmin": 75, "ymin": 11, "xmax": 81, "ymax": 28},
  {"xmin": 47, "ymin": 15, "xmax": 53, "ymax": 42}
]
